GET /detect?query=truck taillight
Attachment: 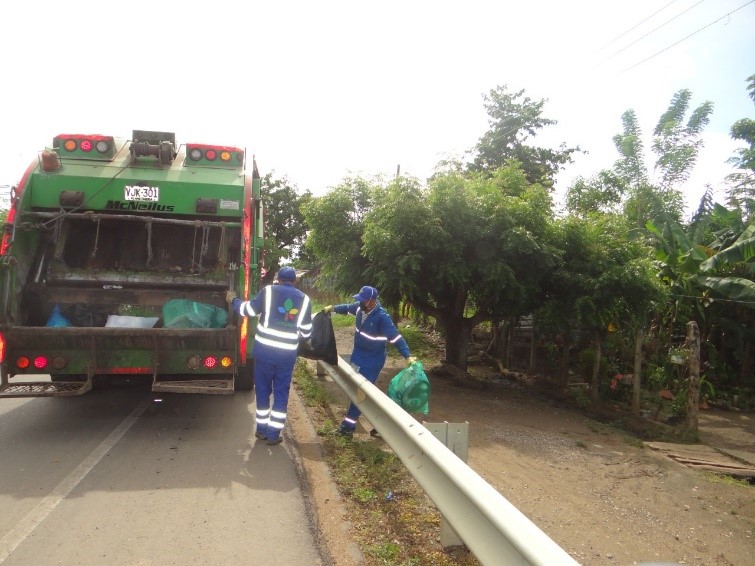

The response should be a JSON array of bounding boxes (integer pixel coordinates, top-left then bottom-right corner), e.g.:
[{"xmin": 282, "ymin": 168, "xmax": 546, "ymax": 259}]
[
  {"xmin": 185, "ymin": 144, "xmax": 244, "ymax": 168},
  {"xmin": 0, "ymin": 333, "xmax": 5, "ymax": 362},
  {"xmin": 204, "ymin": 356, "xmax": 217, "ymax": 369},
  {"xmin": 34, "ymin": 356, "xmax": 48, "ymax": 369},
  {"xmin": 53, "ymin": 134, "xmax": 115, "ymax": 159},
  {"xmin": 16, "ymin": 356, "xmax": 30, "ymax": 369}
]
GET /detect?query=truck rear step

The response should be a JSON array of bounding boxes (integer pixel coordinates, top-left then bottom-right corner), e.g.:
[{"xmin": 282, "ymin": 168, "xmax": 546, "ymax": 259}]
[
  {"xmin": 0, "ymin": 379, "xmax": 92, "ymax": 398},
  {"xmin": 151, "ymin": 377, "xmax": 234, "ymax": 395}
]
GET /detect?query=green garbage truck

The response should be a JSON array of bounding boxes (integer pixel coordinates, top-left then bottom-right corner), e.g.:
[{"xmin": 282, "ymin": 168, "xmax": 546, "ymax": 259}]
[{"xmin": 0, "ymin": 130, "xmax": 264, "ymax": 397}]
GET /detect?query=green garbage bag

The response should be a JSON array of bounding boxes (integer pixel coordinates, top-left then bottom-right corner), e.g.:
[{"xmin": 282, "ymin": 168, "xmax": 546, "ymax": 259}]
[
  {"xmin": 388, "ymin": 361, "xmax": 430, "ymax": 415},
  {"xmin": 162, "ymin": 299, "xmax": 228, "ymax": 329}
]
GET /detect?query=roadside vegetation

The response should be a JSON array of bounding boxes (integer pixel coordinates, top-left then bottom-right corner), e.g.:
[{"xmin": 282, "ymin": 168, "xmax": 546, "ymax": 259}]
[
  {"xmin": 293, "ymin": 360, "xmax": 479, "ymax": 566},
  {"xmin": 276, "ymin": 77, "xmax": 755, "ymax": 440}
]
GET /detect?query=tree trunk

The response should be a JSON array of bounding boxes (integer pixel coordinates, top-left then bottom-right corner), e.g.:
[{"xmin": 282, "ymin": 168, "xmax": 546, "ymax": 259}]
[
  {"xmin": 741, "ymin": 338, "xmax": 752, "ymax": 382},
  {"xmin": 528, "ymin": 330, "xmax": 537, "ymax": 374},
  {"xmin": 632, "ymin": 328, "xmax": 644, "ymax": 415},
  {"xmin": 557, "ymin": 333, "xmax": 570, "ymax": 387},
  {"xmin": 505, "ymin": 323, "xmax": 513, "ymax": 369},
  {"xmin": 590, "ymin": 334, "xmax": 602, "ymax": 406},
  {"xmin": 493, "ymin": 319, "xmax": 510, "ymax": 362},
  {"xmin": 686, "ymin": 321, "xmax": 701, "ymax": 432},
  {"xmin": 444, "ymin": 319, "xmax": 472, "ymax": 371}
]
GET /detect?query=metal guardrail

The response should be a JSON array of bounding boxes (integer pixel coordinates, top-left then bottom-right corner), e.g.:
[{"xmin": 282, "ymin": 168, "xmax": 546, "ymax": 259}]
[{"xmin": 317, "ymin": 357, "xmax": 579, "ymax": 566}]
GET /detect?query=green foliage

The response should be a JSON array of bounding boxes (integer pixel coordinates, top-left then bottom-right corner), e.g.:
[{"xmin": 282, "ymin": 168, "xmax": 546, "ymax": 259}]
[
  {"xmin": 726, "ymin": 74, "xmax": 755, "ymax": 222},
  {"xmin": 468, "ymin": 84, "xmax": 580, "ymax": 188},
  {"xmin": 302, "ymin": 176, "xmax": 377, "ymax": 294},
  {"xmin": 260, "ymin": 173, "xmax": 312, "ymax": 280},
  {"xmin": 360, "ymin": 166, "xmax": 557, "ymax": 369},
  {"xmin": 652, "ymin": 89, "xmax": 713, "ymax": 191}
]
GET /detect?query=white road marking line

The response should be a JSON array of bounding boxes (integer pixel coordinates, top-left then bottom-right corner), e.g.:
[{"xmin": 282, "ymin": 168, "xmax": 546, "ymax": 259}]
[{"xmin": 0, "ymin": 398, "xmax": 151, "ymax": 563}]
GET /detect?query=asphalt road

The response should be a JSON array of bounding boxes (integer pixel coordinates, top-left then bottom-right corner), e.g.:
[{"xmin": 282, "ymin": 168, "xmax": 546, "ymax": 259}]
[{"xmin": 0, "ymin": 377, "xmax": 324, "ymax": 565}]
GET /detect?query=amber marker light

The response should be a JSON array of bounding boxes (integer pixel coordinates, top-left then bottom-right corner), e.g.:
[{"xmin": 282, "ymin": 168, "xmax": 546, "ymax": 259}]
[
  {"xmin": 220, "ymin": 356, "xmax": 233, "ymax": 368},
  {"xmin": 220, "ymin": 150, "xmax": 232, "ymax": 162},
  {"xmin": 63, "ymin": 139, "xmax": 77, "ymax": 152}
]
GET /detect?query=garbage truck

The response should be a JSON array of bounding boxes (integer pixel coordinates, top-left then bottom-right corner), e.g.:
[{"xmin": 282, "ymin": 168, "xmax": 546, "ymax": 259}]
[{"xmin": 0, "ymin": 130, "xmax": 264, "ymax": 397}]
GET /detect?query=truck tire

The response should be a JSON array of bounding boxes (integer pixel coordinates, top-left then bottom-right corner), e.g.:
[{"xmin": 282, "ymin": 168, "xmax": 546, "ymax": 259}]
[{"xmin": 235, "ymin": 361, "xmax": 254, "ymax": 391}]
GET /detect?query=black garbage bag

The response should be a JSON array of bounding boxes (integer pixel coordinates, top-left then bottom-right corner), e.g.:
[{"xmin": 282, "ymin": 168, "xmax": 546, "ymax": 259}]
[{"xmin": 298, "ymin": 311, "xmax": 338, "ymax": 364}]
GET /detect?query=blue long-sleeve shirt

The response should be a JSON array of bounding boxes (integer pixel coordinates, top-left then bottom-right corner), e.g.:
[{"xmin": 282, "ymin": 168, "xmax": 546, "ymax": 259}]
[{"xmin": 333, "ymin": 301, "xmax": 410, "ymax": 370}]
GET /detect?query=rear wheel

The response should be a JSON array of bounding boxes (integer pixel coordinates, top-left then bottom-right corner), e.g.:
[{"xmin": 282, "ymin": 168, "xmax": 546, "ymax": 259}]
[{"xmin": 235, "ymin": 361, "xmax": 255, "ymax": 391}]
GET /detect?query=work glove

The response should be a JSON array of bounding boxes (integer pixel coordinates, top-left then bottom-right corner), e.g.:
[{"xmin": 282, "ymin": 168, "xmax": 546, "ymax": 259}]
[
  {"xmin": 406, "ymin": 356, "xmax": 417, "ymax": 366},
  {"xmin": 231, "ymin": 297, "xmax": 243, "ymax": 313},
  {"xmin": 323, "ymin": 305, "xmax": 334, "ymax": 313}
]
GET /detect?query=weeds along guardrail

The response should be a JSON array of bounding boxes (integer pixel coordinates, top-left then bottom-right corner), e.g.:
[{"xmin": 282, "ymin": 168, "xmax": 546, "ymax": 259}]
[{"xmin": 316, "ymin": 358, "xmax": 579, "ymax": 566}]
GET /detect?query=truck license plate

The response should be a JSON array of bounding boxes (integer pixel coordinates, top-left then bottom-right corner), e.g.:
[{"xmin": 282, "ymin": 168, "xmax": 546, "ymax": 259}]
[{"xmin": 124, "ymin": 185, "xmax": 159, "ymax": 201}]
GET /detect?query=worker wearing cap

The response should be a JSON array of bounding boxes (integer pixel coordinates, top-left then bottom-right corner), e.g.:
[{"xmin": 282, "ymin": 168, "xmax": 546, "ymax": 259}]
[
  {"xmin": 324, "ymin": 286, "xmax": 416, "ymax": 436},
  {"xmin": 230, "ymin": 266, "xmax": 312, "ymax": 445}
]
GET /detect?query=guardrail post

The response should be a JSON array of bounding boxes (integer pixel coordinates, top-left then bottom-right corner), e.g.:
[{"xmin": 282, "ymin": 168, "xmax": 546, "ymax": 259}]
[{"xmin": 426, "ymin": 421, "xmax": 469, "ymax": 548}]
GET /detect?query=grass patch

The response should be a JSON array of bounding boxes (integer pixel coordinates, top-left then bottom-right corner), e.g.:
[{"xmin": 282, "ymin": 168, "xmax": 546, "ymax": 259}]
[
  {"xmin": 703, "ymin": 472, "xmax": 753, "ymax": 488},
  {"xmin": 293, "ymin": 360, "xmax": 331, "ymax": 408},
  {"xmin": 393, "ymin": 324, "xmax": 440, "ymax": 360},
  {"xmin": 297, "ymin": 363, "xmax": 480, "ymax": 566}
]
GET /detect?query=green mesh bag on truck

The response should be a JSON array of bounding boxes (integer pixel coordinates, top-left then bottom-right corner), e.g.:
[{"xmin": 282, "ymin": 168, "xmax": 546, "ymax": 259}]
[
  {"xmin": 162, "ymin": 299, "xmax": 228, "ymax": 329},
  {"xmin": 387, "ymin": 361, "xmax": 430, "ymax": 415}
]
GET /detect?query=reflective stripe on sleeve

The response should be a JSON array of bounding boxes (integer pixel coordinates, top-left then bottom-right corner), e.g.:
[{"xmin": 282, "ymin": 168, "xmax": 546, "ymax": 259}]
[{"xmin": 357, "ymin": 330, "xmax": 388, "ymax": 342}]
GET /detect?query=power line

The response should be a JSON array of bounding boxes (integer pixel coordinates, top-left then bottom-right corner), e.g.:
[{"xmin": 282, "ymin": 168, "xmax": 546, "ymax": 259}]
[
  {"xmin": 601, "ymin": 0, "xmax": 682, "ymax": 49},
  {"xmin": 605, "ymin": 0, "xmax": 705, "ymax": 63},
  {"xmin": 621, "ymin": 0, "xmax": 755, "ymax": 74}
]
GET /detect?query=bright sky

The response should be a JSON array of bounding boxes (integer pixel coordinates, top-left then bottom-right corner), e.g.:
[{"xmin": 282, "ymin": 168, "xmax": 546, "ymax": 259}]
[{"xmin": 1, "ymin": 1, "xmax": 753, "ymax": 215}]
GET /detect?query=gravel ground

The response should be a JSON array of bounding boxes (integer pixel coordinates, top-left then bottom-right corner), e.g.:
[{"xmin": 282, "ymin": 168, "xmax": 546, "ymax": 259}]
[{"xmin": 293, "ymin": 325, "xmax": 755, "ymax": 566}]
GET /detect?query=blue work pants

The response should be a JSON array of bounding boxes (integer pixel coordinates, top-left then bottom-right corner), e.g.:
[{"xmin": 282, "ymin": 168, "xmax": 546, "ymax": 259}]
[{"xmin": 254, "ymin": 357, "xmax": 296, "ymax": 441}]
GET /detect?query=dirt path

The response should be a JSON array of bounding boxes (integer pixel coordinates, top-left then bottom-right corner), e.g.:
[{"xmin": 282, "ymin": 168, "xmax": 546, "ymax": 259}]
[{"xmin": 296, "ymin": 325, "xmax": 754, "ymax": 566}]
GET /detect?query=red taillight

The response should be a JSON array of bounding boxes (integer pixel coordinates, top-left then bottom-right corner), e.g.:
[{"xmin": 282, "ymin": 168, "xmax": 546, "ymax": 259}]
[
  {"xmin": 34, "ymin": 356, "xmax": 48, "ymax": 369},
  {"xmin": 80, "ymin": 139, "xmax": 93, "ymax": 152},
  {"xmin": 0, "ymin": 333, "xmax": 5, "ymax": 362},
  {"xmin": 16, "ymin": 356, "xmax": 30, "ymax": 369},
  {"xmin": 205, "ymin": 149, "xmax": 217, "ymax": 161},
  {"xmin": 204, "ymin": 356, "xmax": 217, "ymax": 369}
]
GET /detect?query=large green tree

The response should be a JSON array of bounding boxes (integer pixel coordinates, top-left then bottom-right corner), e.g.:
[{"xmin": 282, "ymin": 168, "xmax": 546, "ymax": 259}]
[
  {"xmin": 361, "ymin": 165, "xmax": 556, "ymax": 371},
  {"xmin": 260, "ymin": 173, "xmax": 311, "ymax": 282},
  {"xmin": 536, "ymin": 215, "xmax": 664, "ymax": 395},
  {"xmin": 302, "ymin": 176, "xmax": 376, "ymax": 293},
  {"xmin": 468, "ymin": 85, "xmax": 580, "ymax": 189},
  {"xmin": 567, "ymin": 89, "xmax": 713, "ymax": 226}
]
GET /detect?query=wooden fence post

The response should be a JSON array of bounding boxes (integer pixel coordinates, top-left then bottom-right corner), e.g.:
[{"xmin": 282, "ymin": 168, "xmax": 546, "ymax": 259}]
[{"xmin": 685, "ymin": 321, "xmax": 701, "ymax": 431}]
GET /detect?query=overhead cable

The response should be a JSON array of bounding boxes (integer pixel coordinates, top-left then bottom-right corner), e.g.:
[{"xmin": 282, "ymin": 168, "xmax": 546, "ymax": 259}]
[
  {"xmin": 601, "ymin": 0, "xmax": 682, "ymax": 49},
  {"xmin": 621, "ymin": 0, "xmax": 755, "ymax": 74},
  {"xmin": 605, "ymin": 0, "xmax": 705, "ymax": 62}
]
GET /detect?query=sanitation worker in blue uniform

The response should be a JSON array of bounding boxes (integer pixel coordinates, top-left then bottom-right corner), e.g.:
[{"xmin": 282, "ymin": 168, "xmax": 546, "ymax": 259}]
[
  {"xmin": 324, "ymin": 286, "xmax": 416, "ymax": 436},
  {"xmin": 231, "ymin": 267, "xmax": 312, "ymax": 445}
]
